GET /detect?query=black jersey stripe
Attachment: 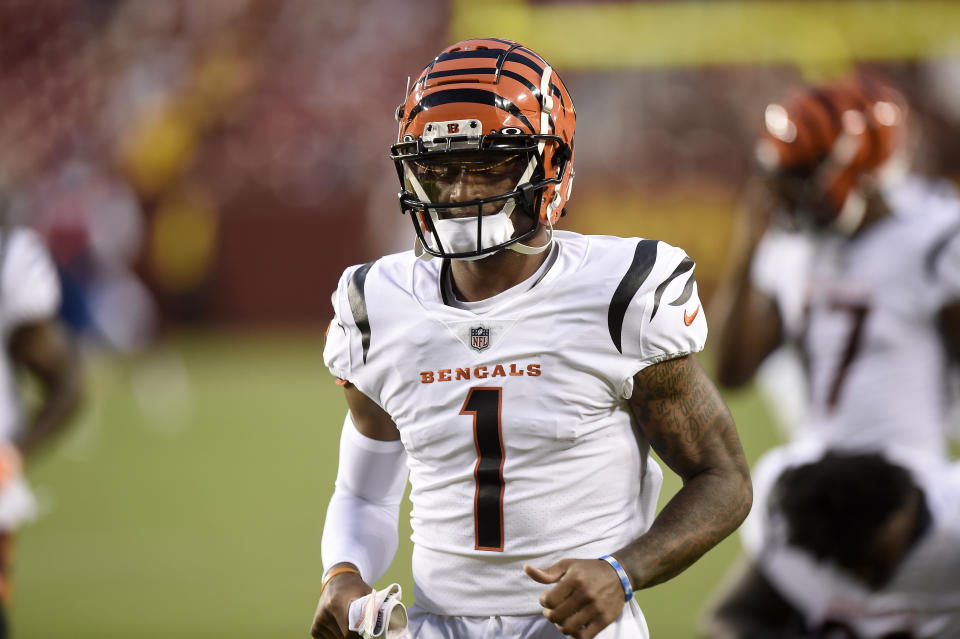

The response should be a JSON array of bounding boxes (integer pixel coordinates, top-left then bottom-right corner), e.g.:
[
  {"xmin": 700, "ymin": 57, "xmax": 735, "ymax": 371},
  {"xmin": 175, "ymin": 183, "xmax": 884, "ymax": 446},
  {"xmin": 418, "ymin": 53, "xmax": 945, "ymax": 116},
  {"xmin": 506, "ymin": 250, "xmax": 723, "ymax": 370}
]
[
  {"xmin": 650, "ymin": 257, "xmax": 694, "ymax": 320},
  {"xmin": 608, "ymin": 239, "xmax": 659, "ymax": 354},
  {"xmin": 405, "ymin": 88, "xmax": 534, "ymax": 134},
  {"xmin": 347, "ymin": 260, "xmax": 377, "ymax": 364},
  {"xmin": 440, "ymin": 259, "xmax": 453, "ymax": 306},
  {"xmin": 668, "ymin": 271, "xmax": 697, "ymax": 307},
  {"xmin": 926, "ymin": 220, "xmax": 960, "ymax": 277}
]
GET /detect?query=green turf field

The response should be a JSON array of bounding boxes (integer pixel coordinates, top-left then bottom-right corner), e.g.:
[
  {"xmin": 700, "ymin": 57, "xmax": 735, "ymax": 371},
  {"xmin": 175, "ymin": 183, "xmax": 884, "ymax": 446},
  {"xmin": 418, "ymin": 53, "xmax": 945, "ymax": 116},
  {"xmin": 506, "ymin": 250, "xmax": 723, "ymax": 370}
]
[{"xmin": 13, "ymin": 333, "xmax": 783, "ymax": 638}]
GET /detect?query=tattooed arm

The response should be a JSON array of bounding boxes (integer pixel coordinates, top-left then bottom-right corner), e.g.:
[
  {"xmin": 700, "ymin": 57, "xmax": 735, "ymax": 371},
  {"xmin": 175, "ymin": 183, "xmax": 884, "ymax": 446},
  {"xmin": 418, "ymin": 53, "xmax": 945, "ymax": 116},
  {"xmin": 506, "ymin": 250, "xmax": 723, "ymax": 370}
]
[
  {"xmin": 525, "ymin": 355, "xmax": 751, "ymax": 639},
  {"xmin": 619, "ymin": 354, "xmax": 752, "ymax": 587}
]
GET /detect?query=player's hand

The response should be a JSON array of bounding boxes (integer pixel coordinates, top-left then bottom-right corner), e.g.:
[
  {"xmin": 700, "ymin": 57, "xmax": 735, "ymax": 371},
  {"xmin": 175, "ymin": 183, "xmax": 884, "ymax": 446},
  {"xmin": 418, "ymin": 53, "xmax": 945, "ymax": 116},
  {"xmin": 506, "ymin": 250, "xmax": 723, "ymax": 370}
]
[
  {"xmin": 524, "ymin": 558, "xmax": 627, "ymax": 639},
  {"xmin": 310, "ymin": 568, "xmax": 371, "ymax": 639}
]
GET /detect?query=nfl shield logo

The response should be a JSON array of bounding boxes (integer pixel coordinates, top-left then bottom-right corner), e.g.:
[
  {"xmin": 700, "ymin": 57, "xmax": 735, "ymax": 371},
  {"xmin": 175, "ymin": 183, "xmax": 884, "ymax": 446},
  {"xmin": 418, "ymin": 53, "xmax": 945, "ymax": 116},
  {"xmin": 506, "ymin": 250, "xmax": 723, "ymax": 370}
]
[{"xmin": 470, "ymin": 326, "xmax": 490, "ymax": 352}]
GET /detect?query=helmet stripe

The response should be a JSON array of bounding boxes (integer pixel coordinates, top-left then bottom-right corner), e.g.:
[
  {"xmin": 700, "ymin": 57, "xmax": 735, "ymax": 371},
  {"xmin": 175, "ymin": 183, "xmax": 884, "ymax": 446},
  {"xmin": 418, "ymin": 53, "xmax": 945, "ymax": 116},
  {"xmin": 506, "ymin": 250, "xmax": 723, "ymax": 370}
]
[
  {"xmin": 795, "ymin": 96, "xmax": 833, "ymax": 157},
  {"xmin": 421, "ymin": 66, "xmax": 564, "ymax": 112},
  {"xmin": 434, "ymin": 48, "xmax": 546, "ymax": 79},
  {"xmin": 475, "ymin": 37, "xmax": 548, "ymax": 65},
  {"xmin": 478, "ymin": 37, "xmax": 517, "ymax": 47},
  {"xmin": 436, "ymin": 49, "xmax": 506, "ymax": 62},
  {"xmin": 405, "ymin": 88, "xmax": 535, "ymax": 133},
  {"xmin": 505, "ymin": 51, "xmax": 546, "ymax": 77},
  {"xmin": 810, "ymin": 88, "xmax": 841, "ymax": 125},
  {"xmin": 426, "ymin": 67, "xmax": 495, "ymax": 81}
]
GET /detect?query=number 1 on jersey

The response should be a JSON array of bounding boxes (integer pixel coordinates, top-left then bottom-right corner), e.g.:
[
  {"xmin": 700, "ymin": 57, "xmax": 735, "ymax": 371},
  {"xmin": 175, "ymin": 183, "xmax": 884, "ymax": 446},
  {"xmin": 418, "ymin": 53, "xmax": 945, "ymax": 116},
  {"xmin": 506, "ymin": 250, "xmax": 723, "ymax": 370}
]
[{"xmin": 460, "ymin": 387, "xmax": 505, "ymax": 551}]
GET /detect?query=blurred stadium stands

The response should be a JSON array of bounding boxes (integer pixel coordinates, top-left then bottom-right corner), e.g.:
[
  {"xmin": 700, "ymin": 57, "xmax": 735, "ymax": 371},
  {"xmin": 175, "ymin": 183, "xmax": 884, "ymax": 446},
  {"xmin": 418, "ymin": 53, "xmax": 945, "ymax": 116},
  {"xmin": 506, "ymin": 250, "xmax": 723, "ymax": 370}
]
[
  {"xmin": 3, "ymin": 0, "xmax": 960, "ymax": 329},
  {"xmin": 2, "ymin": 2, "xmax": 960, "ymax": 637}
]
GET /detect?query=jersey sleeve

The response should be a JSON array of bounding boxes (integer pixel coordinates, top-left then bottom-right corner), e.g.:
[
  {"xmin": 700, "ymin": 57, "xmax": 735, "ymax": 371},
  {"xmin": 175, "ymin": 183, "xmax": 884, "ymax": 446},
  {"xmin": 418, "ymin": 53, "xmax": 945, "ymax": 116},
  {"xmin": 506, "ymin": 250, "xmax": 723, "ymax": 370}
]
[
  {"xmin": 1, "ymin": 228, "xmax": 61, "ymax": 327},
  {"xmin": 323, "ymin": 265, "xmax": 364, "ymax": 384},
  {"xmin": 617, "ymin": 241, "xmax": 707, "ymax": 378}
]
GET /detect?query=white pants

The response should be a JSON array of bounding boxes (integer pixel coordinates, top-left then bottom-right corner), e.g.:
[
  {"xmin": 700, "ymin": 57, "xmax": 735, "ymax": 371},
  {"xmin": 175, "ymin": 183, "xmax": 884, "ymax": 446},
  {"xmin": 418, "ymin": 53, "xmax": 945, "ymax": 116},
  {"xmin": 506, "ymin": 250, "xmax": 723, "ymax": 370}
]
[{"xmin": 407, "ymin": 599, "xmax": 649, "ymax": 639}]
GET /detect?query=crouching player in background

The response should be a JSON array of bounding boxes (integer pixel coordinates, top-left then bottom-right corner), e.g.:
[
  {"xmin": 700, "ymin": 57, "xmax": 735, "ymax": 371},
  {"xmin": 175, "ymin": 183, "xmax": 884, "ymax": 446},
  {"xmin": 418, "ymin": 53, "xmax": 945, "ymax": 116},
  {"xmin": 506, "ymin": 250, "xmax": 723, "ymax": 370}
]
[
  {"xmin": 709, "ymin": 449, "xmax": 960, "ymax": 638},
  {"xmin": 310, "ymin": 39, "xmax": 752, "ymax": 639},
  {"xmin": 0, "ymin": 211, "xmax": 83, "ymax": 637}
]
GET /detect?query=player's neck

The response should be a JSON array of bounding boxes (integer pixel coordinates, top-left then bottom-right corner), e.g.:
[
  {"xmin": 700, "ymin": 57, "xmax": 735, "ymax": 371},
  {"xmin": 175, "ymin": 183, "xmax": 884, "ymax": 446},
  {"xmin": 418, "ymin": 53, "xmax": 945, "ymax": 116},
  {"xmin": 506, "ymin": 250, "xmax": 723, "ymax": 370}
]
[{"xmin": 448, "ymin": 227, "xmax": 551, "ymax": 302}]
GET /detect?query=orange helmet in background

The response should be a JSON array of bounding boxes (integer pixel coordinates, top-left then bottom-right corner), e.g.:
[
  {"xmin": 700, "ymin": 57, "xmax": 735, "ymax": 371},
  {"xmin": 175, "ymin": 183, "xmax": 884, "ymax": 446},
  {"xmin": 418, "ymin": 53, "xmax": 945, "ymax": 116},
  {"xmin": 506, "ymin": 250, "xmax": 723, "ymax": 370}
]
[
  {"xmin": 390, "ymin": 38, "xmax": 576, "ymax": 259},
  {"xmin": 756, "ymin": 74, "xmax": 909, "ymax": 233}
]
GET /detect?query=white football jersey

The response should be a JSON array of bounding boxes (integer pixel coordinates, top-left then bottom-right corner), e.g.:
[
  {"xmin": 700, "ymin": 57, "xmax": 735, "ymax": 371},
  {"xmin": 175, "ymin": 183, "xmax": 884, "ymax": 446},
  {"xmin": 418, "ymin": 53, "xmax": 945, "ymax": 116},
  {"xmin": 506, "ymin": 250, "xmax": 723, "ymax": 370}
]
[
  {"xmin": 752, "ymin": 199, "xmax": 960, "ymax": 458},
  {"xmin": 743, "ymin": 442, "xmax": 960, "ymax": 638},
  {"xmin": 324, "ymin": 231, "xmax": 707, "ymax": 616},
  {"xmin": 0, "ymin": 227, "xmax": 62, "ymax": 440}
]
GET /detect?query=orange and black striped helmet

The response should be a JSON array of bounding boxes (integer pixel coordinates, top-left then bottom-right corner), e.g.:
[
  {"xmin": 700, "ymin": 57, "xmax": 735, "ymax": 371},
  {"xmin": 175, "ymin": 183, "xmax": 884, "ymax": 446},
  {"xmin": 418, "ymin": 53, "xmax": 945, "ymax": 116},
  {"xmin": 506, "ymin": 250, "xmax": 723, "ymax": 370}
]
[
  {"xmin": 390, "ymin": 38, "xmax": 576, "ymax": 259},
  {"xmin": 756, "ymin": 74, "xmax": 908, "ymax": 231}
]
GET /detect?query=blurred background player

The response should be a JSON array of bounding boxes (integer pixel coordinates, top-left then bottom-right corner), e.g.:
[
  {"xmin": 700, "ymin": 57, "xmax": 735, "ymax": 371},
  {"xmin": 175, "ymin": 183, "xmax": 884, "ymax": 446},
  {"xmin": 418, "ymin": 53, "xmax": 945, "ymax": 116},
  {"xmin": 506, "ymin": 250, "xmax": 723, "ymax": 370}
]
[
  {"xmin": 708, "ymin": 449, "xmax": 960, "ymax": 638},
  {"xmin": 27, "ymin": 160, "xmax": 156, "ymax": 354},
  {"xmin": 0, "ymin": 199, "xmax": 83, "ymax": 637},
  {"xmin": 705, "ymin": 75, "xmax": 960, "ymax": 637},
  {"xmin": 311, "ymin": 38, "xmax": 752, "ymax": 639},
  {"xmin": 712, "ymin": 74, "xmax": 960, "ymax": 459}
]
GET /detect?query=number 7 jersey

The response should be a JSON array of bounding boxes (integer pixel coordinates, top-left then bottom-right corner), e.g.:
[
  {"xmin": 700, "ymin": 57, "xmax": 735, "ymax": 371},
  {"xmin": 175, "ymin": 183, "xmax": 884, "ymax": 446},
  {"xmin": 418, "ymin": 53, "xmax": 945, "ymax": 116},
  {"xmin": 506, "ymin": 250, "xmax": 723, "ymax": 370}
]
[
  {"xmin": 323, "ymin": 231, "xmax": 707, "ymax": 616},
  {"xmin": 752, "ymin": 200, "xmax": 960, "ymax": 458}
]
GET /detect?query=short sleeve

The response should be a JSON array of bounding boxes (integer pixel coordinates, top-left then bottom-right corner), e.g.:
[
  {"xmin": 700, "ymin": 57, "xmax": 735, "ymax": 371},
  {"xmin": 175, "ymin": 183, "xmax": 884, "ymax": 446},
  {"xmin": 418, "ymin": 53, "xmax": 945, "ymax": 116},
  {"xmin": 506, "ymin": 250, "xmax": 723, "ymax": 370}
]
[
  {"xmin": 1, "ymin": 228, "xmax": 61, "ymax": 328},
  {"xmin": 323, "ymin": 268, "xmax": 361, "ymax": 383},
  {"xmin": 637, "ymin": 247, "xmax": 707, "ymax": 365},
  {"xmin": 615, "ymin": 242, "xmax": 707, "ymax": 385}
]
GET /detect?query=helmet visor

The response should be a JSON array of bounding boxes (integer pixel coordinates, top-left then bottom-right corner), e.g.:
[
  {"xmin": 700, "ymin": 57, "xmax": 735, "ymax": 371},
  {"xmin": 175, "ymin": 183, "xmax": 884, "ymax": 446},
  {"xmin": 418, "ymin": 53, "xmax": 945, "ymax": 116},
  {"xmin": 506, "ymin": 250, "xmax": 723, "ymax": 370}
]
[{"xmin": 407, "ymin": 151, "xmax": 529, "ymax": 214}]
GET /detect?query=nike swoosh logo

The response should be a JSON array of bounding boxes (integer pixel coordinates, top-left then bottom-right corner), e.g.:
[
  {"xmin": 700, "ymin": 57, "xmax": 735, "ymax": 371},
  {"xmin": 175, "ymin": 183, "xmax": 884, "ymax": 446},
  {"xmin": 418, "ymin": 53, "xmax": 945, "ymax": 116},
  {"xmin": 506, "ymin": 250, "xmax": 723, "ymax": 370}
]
[{"xmin": 683, "ymin": 305, "xmax": 700, "ymax": 326}]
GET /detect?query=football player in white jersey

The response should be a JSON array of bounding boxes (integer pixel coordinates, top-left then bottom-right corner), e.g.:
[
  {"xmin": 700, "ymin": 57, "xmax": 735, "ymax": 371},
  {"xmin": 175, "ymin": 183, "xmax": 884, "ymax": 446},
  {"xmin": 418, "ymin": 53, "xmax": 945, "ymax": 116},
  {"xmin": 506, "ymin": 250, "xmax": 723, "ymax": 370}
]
[
  {"xmin": 709, "ymin": 447, "xmax": 960, "ymax": 638},
  {"xmin": 310, "ymin": 39, "xmax": 752, "ymax": 639},
  {"xmin": 706, "ymin": 76, "xmax": 960, "ymax": 637},
  {"xmin": 0, "ymin": 212, "xmax": 82, "ymax": 636},
  {"xmin": 714, "ymin": 74, "xmax": 960, "ymax": 458}
]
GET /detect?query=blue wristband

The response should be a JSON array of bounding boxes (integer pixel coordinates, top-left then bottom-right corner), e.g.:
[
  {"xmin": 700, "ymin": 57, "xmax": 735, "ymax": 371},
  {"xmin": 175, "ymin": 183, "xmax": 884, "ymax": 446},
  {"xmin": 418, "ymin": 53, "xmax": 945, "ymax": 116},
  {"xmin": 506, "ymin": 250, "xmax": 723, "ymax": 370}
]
[{"xmin": 600, "ymin": 554, "xmax": 634, "ymax": 602}]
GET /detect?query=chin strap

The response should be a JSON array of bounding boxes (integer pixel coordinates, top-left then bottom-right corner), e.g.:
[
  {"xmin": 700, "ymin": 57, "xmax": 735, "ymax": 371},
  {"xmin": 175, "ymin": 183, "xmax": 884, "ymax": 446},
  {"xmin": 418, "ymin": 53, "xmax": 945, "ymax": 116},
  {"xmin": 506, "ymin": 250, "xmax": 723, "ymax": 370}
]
[
  {"xmin": 413, "ymin": 236, "xmax": 434, "ymax": 261},
  {"xmin": 507, "ymin": 221, "xmax": 554, "ymax": 255}
]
